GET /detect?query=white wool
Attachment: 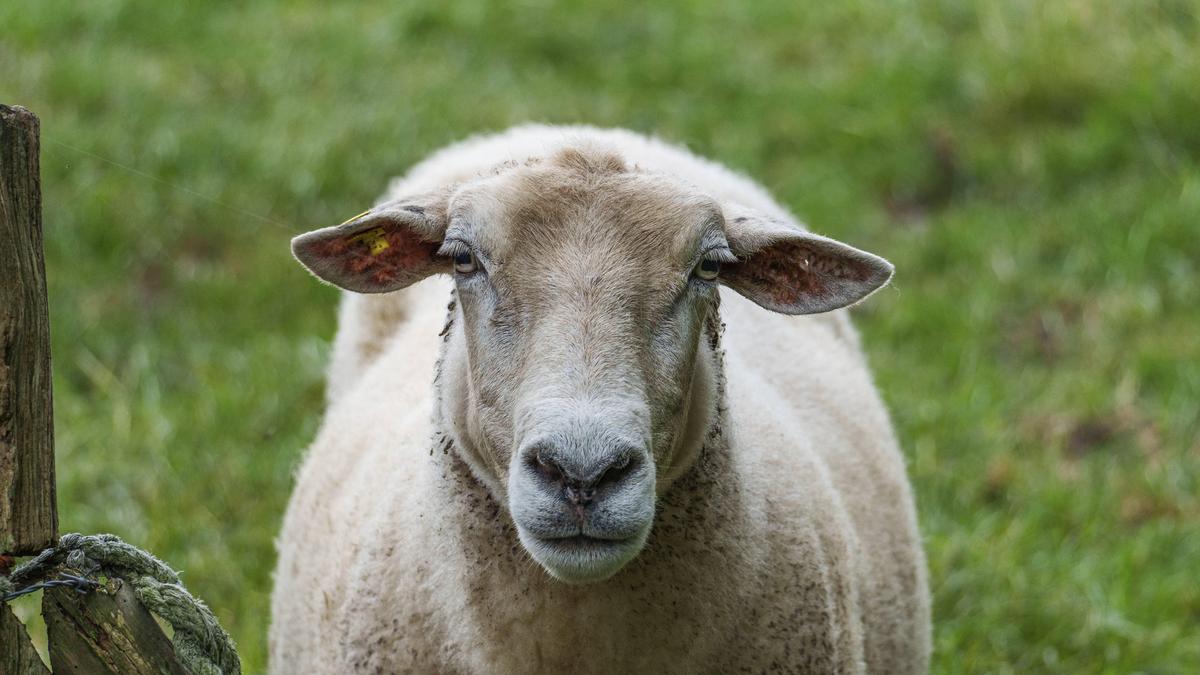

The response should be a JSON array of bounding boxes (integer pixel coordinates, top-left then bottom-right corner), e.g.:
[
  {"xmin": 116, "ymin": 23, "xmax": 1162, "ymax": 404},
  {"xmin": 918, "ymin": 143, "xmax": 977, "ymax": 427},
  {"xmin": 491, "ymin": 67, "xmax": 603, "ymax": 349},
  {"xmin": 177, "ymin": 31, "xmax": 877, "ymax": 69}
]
[{"xmin": 271, "ymin": 126, "xmax": 930, "ymax": 673}]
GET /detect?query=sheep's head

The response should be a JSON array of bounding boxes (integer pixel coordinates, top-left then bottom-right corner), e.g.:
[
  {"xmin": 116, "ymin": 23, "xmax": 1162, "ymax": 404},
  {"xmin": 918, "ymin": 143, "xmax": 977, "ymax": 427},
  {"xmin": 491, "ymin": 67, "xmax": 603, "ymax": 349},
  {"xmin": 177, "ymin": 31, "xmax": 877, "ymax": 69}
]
[{"xmin": 292, "ymin": 145, "xmax": 893, "ymax": 583}]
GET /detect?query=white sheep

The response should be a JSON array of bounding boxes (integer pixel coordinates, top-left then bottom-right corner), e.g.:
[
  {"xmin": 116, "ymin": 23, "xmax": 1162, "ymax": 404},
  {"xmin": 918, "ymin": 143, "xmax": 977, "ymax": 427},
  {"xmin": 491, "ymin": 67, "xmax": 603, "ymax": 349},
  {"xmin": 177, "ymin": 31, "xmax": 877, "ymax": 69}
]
[{"xmin": 270, "ymin": 125, "xmax": 930, "ymax": 674}]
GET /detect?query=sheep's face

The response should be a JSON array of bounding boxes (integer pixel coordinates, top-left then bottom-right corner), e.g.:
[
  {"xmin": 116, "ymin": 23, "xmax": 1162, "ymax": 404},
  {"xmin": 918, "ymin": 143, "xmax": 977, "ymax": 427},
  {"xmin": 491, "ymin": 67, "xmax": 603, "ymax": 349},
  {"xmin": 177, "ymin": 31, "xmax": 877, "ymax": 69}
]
[
  {"xmin": 292, "ymin": 145, "xmax": 894, "ymax": 584},
  {"xmin": 439, "ymin": 152, "xmax": 728, "ymax": 582}
]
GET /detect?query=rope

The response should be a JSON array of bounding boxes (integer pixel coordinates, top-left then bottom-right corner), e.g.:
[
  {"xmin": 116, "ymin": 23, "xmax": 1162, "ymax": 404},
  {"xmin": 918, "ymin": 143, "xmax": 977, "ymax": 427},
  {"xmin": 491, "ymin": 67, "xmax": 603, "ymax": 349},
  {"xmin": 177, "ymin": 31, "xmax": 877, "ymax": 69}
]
[{"xmin": 1, "ymin": 533, "xmax": 241, "ymax": 675}]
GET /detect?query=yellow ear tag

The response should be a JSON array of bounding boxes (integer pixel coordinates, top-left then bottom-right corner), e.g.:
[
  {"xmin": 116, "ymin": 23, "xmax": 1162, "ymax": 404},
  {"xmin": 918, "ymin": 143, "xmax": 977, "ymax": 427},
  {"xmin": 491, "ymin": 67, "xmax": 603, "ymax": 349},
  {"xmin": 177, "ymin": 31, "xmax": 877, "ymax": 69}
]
[{"xmin": 349, "ymin": 227, "xmax": 390, "ymax": 255}]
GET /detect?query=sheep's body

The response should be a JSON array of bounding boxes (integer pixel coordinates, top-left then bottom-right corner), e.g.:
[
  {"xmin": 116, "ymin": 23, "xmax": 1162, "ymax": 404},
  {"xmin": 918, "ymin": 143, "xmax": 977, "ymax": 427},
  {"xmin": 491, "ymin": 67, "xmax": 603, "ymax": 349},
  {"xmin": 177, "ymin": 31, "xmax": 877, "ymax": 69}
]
[{"xmin": 271, "ymin": 126, "xmax": 930, "ymax": 674}]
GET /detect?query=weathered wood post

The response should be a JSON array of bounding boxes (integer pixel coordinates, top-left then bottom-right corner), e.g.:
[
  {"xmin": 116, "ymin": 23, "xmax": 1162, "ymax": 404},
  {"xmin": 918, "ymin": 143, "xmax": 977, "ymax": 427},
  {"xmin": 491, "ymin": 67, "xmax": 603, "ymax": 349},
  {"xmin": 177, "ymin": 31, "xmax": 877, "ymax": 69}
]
[
  {"xmin": 1, "ymin": 103, "xmax": 57, "ymax": 557},
  {"xmin": 43, "ymin": 580, "xmax": 189, "ymax": 675},
  {"xmin": 1, "ymin": 104, "xmax": 202, "ymax": 675},
  {"xmin": 1, "ymin": 103, "xmax": 57, "ymax": 675},
  {"xmin": 2, "ymin": 598, "xmax": 50, "ymax": 674}
]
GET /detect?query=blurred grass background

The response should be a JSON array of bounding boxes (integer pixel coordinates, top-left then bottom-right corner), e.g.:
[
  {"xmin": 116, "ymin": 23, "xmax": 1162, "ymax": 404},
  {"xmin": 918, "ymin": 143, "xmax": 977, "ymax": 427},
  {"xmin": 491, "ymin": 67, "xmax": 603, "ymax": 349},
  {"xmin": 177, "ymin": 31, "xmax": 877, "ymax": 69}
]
[{"xmin": 2, "ymin": 1, "xmax": 1198, "ymax": 672}]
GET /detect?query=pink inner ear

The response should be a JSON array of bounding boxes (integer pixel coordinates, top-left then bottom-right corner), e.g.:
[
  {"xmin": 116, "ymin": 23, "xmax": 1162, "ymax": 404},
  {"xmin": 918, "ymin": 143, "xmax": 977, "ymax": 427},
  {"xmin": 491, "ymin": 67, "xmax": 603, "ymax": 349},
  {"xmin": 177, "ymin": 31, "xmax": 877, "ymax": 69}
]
[
  {"xmin": 304, "ymin": 224, "xmax": 442, "ymax": 289},
  {"xmin": 733, "ymin": 239, "xmax": 872, "ymax": 306}
]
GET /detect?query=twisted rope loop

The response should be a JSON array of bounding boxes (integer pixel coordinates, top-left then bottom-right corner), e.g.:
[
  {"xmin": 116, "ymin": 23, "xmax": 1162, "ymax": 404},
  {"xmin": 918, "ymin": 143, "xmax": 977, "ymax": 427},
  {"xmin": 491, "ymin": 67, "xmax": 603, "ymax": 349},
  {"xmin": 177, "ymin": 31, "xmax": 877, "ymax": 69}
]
[{"xmin": 1, "ymin": 533, "xmax": 241, "ymax": 675}]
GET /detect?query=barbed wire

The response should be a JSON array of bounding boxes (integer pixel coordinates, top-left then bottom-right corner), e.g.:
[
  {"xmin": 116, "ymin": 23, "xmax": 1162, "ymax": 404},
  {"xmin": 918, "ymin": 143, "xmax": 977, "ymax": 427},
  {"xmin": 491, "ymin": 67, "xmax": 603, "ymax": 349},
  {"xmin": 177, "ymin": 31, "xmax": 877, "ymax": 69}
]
[{"xmin": 1, "ymin": 572, "xmax": 98, "ymax": 602}]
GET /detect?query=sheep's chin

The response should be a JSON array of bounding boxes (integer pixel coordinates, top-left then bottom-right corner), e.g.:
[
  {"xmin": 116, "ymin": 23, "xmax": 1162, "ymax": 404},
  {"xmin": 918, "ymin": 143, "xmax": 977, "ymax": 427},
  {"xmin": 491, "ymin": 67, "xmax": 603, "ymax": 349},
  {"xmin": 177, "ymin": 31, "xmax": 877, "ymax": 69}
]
[{"xmin": 517, "ymin": 525, "xmax": 652, "ymax": 584}]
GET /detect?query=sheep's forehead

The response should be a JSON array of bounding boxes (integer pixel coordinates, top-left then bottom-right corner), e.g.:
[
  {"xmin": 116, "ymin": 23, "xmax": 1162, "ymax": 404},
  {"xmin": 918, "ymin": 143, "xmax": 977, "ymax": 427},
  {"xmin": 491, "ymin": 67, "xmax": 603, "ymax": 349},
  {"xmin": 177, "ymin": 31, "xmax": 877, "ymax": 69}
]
[{"xmin": 449, "ymin": 150, "xmax": 724, "ymax": 282}]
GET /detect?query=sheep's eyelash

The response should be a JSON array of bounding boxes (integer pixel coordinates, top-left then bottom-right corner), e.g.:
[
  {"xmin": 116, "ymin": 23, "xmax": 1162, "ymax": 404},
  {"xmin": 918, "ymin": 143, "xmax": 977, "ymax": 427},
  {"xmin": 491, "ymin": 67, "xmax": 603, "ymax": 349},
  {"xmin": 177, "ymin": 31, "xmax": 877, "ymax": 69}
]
[
  {"xmin": 705, "ymin": 246, "xmax": 738, "ymax": 264},
  {"xmin": 681, "ymin": 247, "xmax": 735, "ymax": 294},
  {"xmin": 687, "ymin": 245, "xmax": 737, "ymax": 271},
  {"xmin": 436, "ymin": 238, "xmax": 472, "ymax": 258},
  {"xmin": 439, "ymin": 238, "xmax": 499, "ymax": 275}
]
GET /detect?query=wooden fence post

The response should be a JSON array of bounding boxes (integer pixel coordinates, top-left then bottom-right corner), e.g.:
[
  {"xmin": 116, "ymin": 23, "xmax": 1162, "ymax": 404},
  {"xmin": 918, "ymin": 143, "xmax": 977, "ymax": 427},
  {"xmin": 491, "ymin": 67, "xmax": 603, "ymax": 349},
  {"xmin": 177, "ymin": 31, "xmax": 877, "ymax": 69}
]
[
  {"xmin": 1, "ymin": 601, "xmax": 50, "ymax": 675},
  {"xmin": 43, "ymin": 580, "xmax": 189, "ymax": 675},
  {"xmin": 1, "ymin": 104, "xmax": 223, "ymax": 675},
  {"xmin": 1, "ymin": 105, "xmax": 198, "ymax": 673},
  {"xmin": 0, "ymin": 103, "xmax": 57, "ymax": 556}
]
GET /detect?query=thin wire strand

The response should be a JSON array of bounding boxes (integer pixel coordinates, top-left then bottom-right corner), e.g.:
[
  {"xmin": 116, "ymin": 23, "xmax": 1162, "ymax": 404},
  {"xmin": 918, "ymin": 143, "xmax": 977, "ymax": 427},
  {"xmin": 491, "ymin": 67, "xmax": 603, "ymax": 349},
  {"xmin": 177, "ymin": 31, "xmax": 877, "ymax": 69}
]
[
  {"xmin": 2, "ymin": 573, "xmax": 98, "ymax": 602},
  {"xmin": 44, "ymin": 137, "xmax": 295, "ymax": 232}
]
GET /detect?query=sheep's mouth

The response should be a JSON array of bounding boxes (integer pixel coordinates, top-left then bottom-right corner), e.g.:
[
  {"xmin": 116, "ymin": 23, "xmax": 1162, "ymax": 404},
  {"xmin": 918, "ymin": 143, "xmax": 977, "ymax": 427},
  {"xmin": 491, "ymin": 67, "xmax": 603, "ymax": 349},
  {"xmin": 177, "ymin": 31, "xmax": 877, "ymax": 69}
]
[
  {"xmin": 508, "ymin": 457, "xmax": 657, "ymax": 583},
  {"xmin": 518, "ymin": 527, "xmax": 650, "ymax": 583},
  {"xmin": 536, "ymin": 534, "xmax": 633, "ymax": 551}
]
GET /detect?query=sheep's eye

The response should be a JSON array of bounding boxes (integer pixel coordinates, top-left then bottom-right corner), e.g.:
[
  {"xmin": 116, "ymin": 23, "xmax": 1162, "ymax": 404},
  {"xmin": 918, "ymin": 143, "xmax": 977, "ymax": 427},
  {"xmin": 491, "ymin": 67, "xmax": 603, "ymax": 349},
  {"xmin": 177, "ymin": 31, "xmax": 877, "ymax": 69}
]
[
  {"xmin": 694, "ymin": 257, "xmax": 721, "ymax": 281},
  {"xmin": 453, "ymin": 251, "xmax": 478, "ymax": 274}
]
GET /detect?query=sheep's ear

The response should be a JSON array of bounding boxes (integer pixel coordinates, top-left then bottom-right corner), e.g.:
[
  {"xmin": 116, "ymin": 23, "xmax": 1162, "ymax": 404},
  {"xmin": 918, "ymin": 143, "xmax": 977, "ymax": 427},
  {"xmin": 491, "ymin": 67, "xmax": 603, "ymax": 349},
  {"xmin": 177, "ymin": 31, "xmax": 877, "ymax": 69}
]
[
  {"xmin": 721, "ymin": 204, "xmax": 894, "ymax": 315},
  {"xmin": 291, "ymin": 193, "xmax": 450, "ymax": 293}
]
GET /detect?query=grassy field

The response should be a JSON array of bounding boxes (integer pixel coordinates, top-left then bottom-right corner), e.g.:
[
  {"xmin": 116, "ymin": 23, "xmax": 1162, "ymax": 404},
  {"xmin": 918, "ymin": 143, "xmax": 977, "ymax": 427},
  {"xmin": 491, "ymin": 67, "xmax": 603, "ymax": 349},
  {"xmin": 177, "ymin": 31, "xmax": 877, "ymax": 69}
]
[{"xmin": 3, "ymin": 1, "xmax": 1198, "ymax": 672}]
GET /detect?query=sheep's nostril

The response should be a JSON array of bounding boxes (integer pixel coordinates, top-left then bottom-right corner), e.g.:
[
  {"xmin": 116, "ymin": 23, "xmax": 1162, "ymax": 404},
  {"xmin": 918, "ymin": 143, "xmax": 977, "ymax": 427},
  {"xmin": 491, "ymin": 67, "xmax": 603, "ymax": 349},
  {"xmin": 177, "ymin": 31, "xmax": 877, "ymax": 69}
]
[
  {"xmin": 596, "ymin": 453, "xmax": 636, "ymax": 488},
  {"xmin": 521, "ymin": 441, "xmax": 644, "ymax": 507},
  {"xmin": 530, "ymin": 449, "xmax": 563, "ymax": 482}
]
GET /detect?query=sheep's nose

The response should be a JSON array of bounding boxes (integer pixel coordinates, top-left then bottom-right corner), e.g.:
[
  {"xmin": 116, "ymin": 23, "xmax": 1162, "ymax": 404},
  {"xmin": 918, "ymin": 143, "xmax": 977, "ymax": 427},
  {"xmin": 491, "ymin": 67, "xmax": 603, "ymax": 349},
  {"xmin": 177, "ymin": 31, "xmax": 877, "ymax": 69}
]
[
  {"xmin": 563, "ymin": 481, "xmax": 596, "ymax": 507},
  {"xmin": 528, "ymin": 444, "xmax": 639, "ymax": 507}
]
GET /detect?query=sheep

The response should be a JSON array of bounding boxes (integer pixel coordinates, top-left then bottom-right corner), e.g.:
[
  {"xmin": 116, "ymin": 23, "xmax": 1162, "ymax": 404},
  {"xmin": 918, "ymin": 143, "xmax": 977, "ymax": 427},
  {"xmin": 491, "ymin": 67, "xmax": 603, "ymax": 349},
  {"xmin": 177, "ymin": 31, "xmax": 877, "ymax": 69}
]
[{"xmin": 270, "ymin": 125, "xmax": 930, "ymax": 674}]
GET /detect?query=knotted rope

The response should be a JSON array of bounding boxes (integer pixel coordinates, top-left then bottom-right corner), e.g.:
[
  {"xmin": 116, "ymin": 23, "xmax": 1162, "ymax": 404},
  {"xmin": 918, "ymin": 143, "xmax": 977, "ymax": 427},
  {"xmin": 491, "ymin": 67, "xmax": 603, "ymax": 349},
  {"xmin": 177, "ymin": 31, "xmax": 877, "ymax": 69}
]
[{"xmin": 1, "ymin": 533, "xmax": 241, "ymax": 675}]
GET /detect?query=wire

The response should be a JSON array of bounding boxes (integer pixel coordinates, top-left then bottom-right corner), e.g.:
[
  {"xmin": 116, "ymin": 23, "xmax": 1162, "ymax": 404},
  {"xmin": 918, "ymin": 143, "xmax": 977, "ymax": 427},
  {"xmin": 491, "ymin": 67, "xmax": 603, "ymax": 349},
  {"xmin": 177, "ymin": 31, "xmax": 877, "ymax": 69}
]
[
  {"xmin": 1, "ymin": 572, "xmax": 98, "ymax": 602},
  {"xmin": 44, "ymin": 137, "xmax": 295, "ymax": 232}
]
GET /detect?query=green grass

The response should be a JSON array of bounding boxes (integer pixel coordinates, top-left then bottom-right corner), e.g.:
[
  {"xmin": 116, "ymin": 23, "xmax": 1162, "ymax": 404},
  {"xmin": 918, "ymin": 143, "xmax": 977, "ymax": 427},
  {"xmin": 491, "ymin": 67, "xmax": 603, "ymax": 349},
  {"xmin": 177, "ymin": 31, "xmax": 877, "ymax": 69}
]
[{"xmin": 2, "ymin": 1, "xmax": 1198, "ymax": 672}]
